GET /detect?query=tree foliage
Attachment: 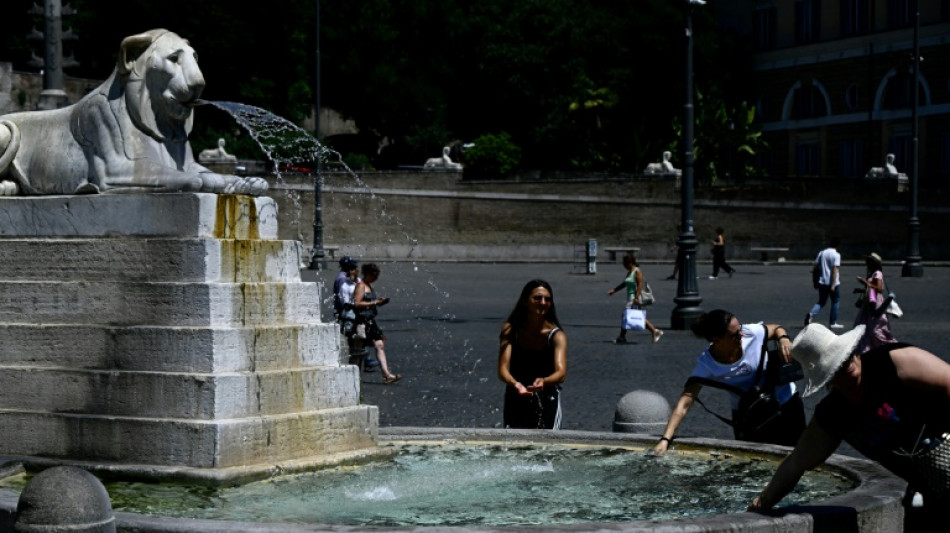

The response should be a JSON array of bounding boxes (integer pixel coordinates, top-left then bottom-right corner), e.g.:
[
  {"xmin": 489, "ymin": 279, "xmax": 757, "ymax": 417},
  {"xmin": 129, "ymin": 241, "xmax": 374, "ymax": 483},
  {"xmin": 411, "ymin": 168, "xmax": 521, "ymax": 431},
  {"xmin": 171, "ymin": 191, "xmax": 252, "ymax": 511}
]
[{"xmin": 0, "ymin": 0, "xmax": 756, "ymax": 172}]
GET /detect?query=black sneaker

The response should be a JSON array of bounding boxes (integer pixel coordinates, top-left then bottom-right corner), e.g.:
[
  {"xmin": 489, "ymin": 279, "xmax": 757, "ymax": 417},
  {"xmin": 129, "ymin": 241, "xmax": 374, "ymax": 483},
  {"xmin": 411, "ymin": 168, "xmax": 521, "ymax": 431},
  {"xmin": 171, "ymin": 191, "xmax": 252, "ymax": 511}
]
[
  {"xmin": 804, "ymin": 313, "xmax": 812, "ymax": 327},
  {"xmin": 613, "ymin": 337, "xmax": 627, "ymax": 344}
]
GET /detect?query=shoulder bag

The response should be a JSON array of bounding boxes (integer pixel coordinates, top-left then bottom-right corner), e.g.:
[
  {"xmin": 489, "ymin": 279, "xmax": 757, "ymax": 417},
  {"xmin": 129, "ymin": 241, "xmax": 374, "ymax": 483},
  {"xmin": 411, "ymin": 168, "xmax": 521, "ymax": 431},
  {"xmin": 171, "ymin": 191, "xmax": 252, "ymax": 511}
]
[
  {"xmin": 640, "ymin": 283, "xmax": 655, "ymax": 306},
  {"xmin": 685, "ymin": 336, "xmax": 791, "ymax": 442}
]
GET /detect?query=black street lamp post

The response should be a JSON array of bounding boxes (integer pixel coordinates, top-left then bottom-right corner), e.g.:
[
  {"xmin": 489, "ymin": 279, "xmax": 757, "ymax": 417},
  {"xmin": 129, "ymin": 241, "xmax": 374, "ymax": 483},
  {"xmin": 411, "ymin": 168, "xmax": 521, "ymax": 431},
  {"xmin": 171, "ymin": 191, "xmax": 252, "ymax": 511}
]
[
  {"xmin": 671, "ymin": 0, "xmax": 705, "ymax": 329},
  {"xmin": 309, "ymin": 0, "xmax": 326, "ymax": 271},
  {"xmin": 902, "ymin": 0, "xmax": 923, "ymax": 278}
]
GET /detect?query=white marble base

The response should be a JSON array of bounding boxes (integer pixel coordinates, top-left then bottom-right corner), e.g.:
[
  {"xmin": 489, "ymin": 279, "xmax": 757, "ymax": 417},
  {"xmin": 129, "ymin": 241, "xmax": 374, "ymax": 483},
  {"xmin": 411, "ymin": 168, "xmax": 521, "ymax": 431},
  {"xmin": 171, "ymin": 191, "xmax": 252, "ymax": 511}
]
[{"xmin": 0, "ymin": 193, "xmax": 376, "ymax": 480}]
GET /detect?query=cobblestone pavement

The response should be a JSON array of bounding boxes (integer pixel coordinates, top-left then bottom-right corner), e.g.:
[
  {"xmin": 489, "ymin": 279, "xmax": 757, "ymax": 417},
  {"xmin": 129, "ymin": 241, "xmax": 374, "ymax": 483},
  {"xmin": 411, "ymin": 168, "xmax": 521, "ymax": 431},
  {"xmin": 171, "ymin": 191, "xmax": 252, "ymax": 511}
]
[{"xmin": 305, "ymin": 260, "xmax": 950, "ymax": 451}]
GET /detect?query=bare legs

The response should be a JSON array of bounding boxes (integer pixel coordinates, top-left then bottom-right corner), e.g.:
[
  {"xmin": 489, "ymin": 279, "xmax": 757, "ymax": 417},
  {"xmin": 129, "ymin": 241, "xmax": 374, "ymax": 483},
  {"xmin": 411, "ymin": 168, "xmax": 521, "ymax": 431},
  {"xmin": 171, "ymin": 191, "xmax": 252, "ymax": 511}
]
[{"xmin": 372, "ymin": 339, "xmax": 401, "ymax": 382}]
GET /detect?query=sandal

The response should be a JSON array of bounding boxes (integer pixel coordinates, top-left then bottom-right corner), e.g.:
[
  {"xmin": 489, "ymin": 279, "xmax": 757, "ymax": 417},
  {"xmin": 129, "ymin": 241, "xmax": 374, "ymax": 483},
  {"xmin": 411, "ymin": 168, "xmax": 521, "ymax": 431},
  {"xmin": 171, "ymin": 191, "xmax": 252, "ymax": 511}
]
[{"xmin": 382, "ymin": 374, "xmax": 402, "ymax": 385}]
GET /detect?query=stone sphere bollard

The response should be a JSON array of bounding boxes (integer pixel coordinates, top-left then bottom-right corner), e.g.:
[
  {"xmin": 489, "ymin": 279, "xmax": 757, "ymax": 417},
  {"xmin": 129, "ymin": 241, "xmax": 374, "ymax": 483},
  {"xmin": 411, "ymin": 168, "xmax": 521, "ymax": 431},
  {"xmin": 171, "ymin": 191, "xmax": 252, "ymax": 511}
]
[
  {"xmin": 613, "ymin": 390, "xmax": 671, "ymax": 434},
  {"xmin": 14, "ymin": 466, "xmax": 115, "ymax": 533}
]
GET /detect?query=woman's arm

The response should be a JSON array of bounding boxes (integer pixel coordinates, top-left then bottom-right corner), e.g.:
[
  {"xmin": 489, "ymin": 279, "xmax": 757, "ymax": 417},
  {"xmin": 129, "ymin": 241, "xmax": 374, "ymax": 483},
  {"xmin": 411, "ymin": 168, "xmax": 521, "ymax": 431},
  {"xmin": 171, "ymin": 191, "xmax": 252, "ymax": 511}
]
[
  {"xmin": 607, "ymin": 280, "xmax": 626, "ymax": 295},
  {"xmin": 764, "ymin": 323, "xmax": 792, "ymax": 361},
  {"xmin": 540, "ymin": 329, "xmax": 568, "ymax": 386},
  {"xmin": 497, "ymin": 323, "xmax": 528, "ymax": 394},
  {"xmin": 750, "ymin": 418, "xmax": 841, "ymax": 510},
  {"xmin": 653, "ymin": 382, "xmax": 701, "ymax": 455},
  {"xmin": 353, "ymin": 283, "xmax": 384, "ymax": 309},
  {"xmin": 891, "ymin": 347, "xmax": 950, "ymax": 399},
  {"xmin": 353, "ymin": 282, "xmax": 368, "ymax": 308},
  {"xmin": 634, "ymin": 268, "xmax": 644, "ymax": 301}
]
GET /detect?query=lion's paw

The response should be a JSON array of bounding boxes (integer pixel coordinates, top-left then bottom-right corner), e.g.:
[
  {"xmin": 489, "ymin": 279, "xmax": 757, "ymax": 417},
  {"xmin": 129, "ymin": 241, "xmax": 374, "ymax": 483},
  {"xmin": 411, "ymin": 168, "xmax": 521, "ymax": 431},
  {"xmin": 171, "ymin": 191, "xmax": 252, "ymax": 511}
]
[
  {"xmin": 224, "ymin": 177, "xmax": 269, "ymax": 196},
  {"xmin": 0, "ymin": 180, "xmax": 19, "ymax": 196}
]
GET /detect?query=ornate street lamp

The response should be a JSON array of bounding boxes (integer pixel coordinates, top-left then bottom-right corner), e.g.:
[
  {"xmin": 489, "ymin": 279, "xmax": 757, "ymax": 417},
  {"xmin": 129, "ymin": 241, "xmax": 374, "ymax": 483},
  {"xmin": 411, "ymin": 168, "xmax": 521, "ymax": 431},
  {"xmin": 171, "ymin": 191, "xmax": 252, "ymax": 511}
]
[
  {"xmin": 671, "ymin": 0, "xmax": 705, "ymax": 330},
  {"xmin": 902, "ymin": 0, "xmax": 923, "ymax": 277},
  {"xmin": 309, "ymin": 0, "xmax": 326, "ymax": 270}
]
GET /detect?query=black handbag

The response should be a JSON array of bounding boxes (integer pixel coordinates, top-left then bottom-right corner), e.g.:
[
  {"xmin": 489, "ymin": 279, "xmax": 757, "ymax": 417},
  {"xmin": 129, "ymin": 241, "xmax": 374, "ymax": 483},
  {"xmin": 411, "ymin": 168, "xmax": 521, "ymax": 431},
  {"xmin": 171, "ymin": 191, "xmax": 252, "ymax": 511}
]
[{"xmin": 686, "ymin": 337, "xmax": 794, "ymax": 442}]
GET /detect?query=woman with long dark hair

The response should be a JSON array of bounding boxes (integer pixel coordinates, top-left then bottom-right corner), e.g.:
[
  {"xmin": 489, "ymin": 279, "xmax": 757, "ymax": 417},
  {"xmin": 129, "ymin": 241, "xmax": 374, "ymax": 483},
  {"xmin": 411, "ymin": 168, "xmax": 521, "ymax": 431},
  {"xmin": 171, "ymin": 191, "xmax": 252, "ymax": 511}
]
[{"xmin": 498, "ymin": 279, "xmax": 567, "ymax": 429}]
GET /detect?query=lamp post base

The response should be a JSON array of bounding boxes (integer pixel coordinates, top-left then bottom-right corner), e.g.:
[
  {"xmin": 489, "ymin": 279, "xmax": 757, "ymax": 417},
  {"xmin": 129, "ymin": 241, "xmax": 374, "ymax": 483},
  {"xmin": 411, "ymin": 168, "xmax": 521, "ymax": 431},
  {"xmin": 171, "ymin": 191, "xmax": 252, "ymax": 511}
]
[
  {"xmin": 671, "ymin": 305, "xmax": 703, "ymax": 331},
  {"xmin": 308, "ymin": 250, "xmax": 326, "ymax": 271},
  {"xmin": 901, "ymin": 260, "xmax": 923, "ymax": 278}
]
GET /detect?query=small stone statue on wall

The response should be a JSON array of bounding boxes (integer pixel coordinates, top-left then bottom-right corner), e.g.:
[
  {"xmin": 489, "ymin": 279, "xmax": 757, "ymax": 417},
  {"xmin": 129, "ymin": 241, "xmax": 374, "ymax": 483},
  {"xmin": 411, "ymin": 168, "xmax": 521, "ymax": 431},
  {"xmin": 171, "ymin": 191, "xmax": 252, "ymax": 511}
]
[
  {"xmin": 424, "ymin": 146, "xmax": 462, "ymax": 170},
  {"xmin": 643, "ymin": 151, "xmax": 681, "ymax": 176},
  {"xmin": 866, "ymin": 153, "xmax": 909, "ymax": 192},
  {"xmin": 198, "ymin": 138, "xmax": 238, "ymax": 163}
]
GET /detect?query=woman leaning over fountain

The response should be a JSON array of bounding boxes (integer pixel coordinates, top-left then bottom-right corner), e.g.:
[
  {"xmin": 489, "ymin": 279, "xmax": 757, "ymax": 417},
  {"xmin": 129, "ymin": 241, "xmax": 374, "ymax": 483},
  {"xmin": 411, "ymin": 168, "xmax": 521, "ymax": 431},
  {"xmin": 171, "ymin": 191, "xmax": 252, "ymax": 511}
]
[
  {"xmin": 498, "ymin": 279, "xmax": 567, "ymax": 429},
  {"xmin": 749, "ymin": 324, "xmax": 950, "ymax": 528},
  {"xmin": 652, "ymin": 309, "xmax": 804, "ymax": 454}
]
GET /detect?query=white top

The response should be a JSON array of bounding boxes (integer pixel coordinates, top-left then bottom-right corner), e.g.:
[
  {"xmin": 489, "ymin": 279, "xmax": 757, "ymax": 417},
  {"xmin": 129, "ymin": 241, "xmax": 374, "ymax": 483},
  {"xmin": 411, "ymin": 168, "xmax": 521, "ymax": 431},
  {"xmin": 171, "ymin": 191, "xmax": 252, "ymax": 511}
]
[
  {"xmin": 690, "ymin": 323, "xmax": 796, "ymax": 409},
  {"xmin": 815, "ymin": 247, "xmax": 841, "ymax": 288},
  {"xmin": 339, "ymin": 277, "xmax": 358, "ymax": 307}
]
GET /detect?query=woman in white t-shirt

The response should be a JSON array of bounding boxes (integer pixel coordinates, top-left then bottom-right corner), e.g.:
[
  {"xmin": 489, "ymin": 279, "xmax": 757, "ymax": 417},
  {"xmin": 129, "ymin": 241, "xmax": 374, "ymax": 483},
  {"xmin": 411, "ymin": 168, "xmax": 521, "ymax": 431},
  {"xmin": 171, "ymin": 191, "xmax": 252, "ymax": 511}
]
[{"xmin": 653, "ymin": 309, "xmax": 805, "ymax": 454}]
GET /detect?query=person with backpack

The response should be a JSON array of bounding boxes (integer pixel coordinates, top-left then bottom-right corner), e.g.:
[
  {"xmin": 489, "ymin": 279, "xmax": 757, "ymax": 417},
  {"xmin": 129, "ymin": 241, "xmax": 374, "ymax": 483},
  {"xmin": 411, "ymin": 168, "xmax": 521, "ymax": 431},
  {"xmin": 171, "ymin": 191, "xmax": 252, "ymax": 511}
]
[{"xmin": 652, "ymin": 309, "xmax": 805, "ymax": 455}]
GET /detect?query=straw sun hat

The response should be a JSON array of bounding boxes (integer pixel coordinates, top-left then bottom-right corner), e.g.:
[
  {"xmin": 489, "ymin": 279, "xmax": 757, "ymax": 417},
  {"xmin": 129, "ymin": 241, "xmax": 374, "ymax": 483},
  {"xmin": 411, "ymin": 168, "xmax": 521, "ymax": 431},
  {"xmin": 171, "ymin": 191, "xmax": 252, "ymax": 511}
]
[
  {"xmin": 865, "ymin": 252, "xmax": 883, "ymax": 267},
  {"xmin": 790, "ymin": 323, "xmax": 866, "ymax": 397}
]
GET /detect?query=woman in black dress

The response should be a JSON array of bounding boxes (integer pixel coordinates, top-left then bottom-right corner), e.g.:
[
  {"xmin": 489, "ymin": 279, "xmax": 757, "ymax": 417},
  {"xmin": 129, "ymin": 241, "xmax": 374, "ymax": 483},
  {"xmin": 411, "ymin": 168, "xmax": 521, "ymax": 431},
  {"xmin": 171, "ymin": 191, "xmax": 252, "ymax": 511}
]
[{"xmin": 497, "ymin": 279, "xmax": 568, "ymax": 429}]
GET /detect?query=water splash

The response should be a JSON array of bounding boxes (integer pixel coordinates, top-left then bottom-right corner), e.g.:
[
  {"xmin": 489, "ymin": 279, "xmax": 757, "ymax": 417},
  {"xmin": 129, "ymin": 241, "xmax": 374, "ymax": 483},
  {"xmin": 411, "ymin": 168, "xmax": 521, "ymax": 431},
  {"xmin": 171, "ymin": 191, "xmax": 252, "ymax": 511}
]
[{"xmin": 202, "ymin": 101, "xmax": 460, "ymax": 415}]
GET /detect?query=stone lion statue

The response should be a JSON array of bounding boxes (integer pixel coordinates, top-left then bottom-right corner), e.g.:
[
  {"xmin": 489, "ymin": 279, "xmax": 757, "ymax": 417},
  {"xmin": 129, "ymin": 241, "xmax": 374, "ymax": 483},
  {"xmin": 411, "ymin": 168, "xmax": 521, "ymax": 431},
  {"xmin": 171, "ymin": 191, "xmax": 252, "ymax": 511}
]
[{"xmin": 0, "ymin": 29, "xmax": 267, "ymax": 196}]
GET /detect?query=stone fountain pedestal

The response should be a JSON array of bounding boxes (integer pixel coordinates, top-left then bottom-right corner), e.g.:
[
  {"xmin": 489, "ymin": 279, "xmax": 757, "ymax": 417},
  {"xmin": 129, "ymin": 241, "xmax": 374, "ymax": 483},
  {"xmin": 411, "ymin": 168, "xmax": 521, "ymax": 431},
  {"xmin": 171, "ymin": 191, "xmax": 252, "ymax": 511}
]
[{"xmin": 0, "ymin": 193, "xmax": 380, "ymax": 483}]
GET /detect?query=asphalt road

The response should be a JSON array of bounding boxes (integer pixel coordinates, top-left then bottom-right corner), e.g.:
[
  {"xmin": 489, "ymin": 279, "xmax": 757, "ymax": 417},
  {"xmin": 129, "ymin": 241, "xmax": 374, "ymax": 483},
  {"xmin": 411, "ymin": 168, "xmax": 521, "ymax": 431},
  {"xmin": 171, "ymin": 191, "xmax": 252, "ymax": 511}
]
[{"xmin": 303, "ymin": 260, "xmax": 950, "ymax": 446}]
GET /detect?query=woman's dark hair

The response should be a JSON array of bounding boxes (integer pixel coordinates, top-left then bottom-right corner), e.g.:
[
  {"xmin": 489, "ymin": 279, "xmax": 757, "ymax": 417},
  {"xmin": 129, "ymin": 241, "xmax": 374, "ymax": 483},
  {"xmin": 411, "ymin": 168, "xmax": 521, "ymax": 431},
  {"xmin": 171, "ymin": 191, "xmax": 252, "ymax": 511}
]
[
  {"xmin": 505, "ymin": 279, "xmax": 562, "ymax": 330},
  {"xmin": 361, "ymin": 263, "xmax": 381, "ymax": 278},
  {"xmin": 691, "ymin": 309, "xmax": 735, "ymax": 341},
  {"xmin": 622, "ymin": 254, "xmax": 638, "ymax": 268},
  {"xmin": 715, "ymin": 227, "xmax": 725, "ymax": 235}
]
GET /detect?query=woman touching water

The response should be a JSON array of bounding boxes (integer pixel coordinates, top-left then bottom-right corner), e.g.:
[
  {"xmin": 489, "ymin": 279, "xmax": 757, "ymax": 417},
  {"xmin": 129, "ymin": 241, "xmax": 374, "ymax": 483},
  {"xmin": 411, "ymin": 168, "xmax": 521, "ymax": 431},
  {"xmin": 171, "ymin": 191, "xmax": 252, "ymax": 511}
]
[{"xmin": 498, "ymin": 279, "xmax": 567, "ymax": 429}]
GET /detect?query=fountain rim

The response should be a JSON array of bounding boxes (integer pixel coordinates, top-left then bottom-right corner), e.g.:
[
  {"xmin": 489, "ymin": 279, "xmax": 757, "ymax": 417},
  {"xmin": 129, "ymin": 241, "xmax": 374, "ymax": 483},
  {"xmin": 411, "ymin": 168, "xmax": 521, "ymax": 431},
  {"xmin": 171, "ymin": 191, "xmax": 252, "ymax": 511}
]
[{"xmin": 0, "ymin": 428, "xmax": 907, "ymax": 533}]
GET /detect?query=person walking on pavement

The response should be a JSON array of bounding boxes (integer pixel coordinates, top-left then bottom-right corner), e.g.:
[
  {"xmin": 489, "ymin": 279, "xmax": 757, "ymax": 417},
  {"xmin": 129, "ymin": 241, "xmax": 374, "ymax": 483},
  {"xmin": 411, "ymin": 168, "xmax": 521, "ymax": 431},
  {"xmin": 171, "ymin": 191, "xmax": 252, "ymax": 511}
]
[
  {"xmin": 498, "ymin": 279, "xmax": 568, "ymax": 429},
  {"xmin": 333, "ymin": 256, "xmax": 379, "ymax": 371},
  {"xmin": 608, "ymin": 254, "xmax": 663, "ymax": 344},
  {"xmin": 806, "ymin": 238, "xmax": 844, "ymax": 329},
  {"xmin": 709, "ymin": 227, "xmax": 735, "ymax": 279},
  {"xmin": 853, "ymin": 252, "xmax": 897, "ymax": 353},
  {"xmin": 652, "ymin": 309, "xmax": 804, "ymax": 455},
  {"xmin": 353, "ymin": 263, "xmax": 402, "ymax": 384}
]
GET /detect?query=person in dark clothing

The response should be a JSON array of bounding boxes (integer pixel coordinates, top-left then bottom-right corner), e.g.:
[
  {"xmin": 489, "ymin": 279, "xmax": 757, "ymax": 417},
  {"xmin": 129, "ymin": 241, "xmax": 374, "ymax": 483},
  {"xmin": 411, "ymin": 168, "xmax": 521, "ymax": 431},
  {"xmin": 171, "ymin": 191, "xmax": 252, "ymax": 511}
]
[
  {"xmin": 750, "ymin": 324, "xmax": 950, "ymax": 530},
  {"xmin": 353, "ymin": 263, "xmax": 401, "ymax": 384},
  {"xmin": 498, "ymin": 279, "xmax": 567, "ymax": 429},
  {"xmin": 709, "ymin": 227, "xmax": 735, "ymax": 279},
  {"xmin": 333, "ymin": 256, "xmax": 378, "ymax": 371}
]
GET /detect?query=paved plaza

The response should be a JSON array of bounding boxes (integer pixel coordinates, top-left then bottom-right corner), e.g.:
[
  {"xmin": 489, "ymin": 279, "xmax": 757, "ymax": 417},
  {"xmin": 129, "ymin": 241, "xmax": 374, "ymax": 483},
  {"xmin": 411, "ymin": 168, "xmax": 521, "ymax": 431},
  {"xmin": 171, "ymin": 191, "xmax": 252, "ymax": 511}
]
[{"xmin": 305, "ymin": 259, "xmax": 950, "ymax": 448}]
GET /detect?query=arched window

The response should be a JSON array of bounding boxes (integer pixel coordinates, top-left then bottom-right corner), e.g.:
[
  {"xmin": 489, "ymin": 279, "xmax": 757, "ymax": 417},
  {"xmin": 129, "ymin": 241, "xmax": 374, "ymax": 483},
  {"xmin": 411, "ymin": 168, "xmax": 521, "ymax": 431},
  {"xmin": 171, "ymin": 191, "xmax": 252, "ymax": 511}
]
[
  {"xmin": 883, "ymin": 70, "xmax": 919, "ymax": 110},
  {"xmin": 791, "ymin": 84, "xmax": 828, "ymax": 119}
]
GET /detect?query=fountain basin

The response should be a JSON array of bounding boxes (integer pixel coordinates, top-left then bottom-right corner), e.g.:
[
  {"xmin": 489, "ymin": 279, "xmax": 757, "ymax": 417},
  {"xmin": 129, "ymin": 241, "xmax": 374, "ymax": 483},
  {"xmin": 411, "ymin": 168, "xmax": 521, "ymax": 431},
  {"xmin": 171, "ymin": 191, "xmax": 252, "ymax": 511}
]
[{"xmin": 0, "ymin": 428, "xmax": 906, "ymax": 532}]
